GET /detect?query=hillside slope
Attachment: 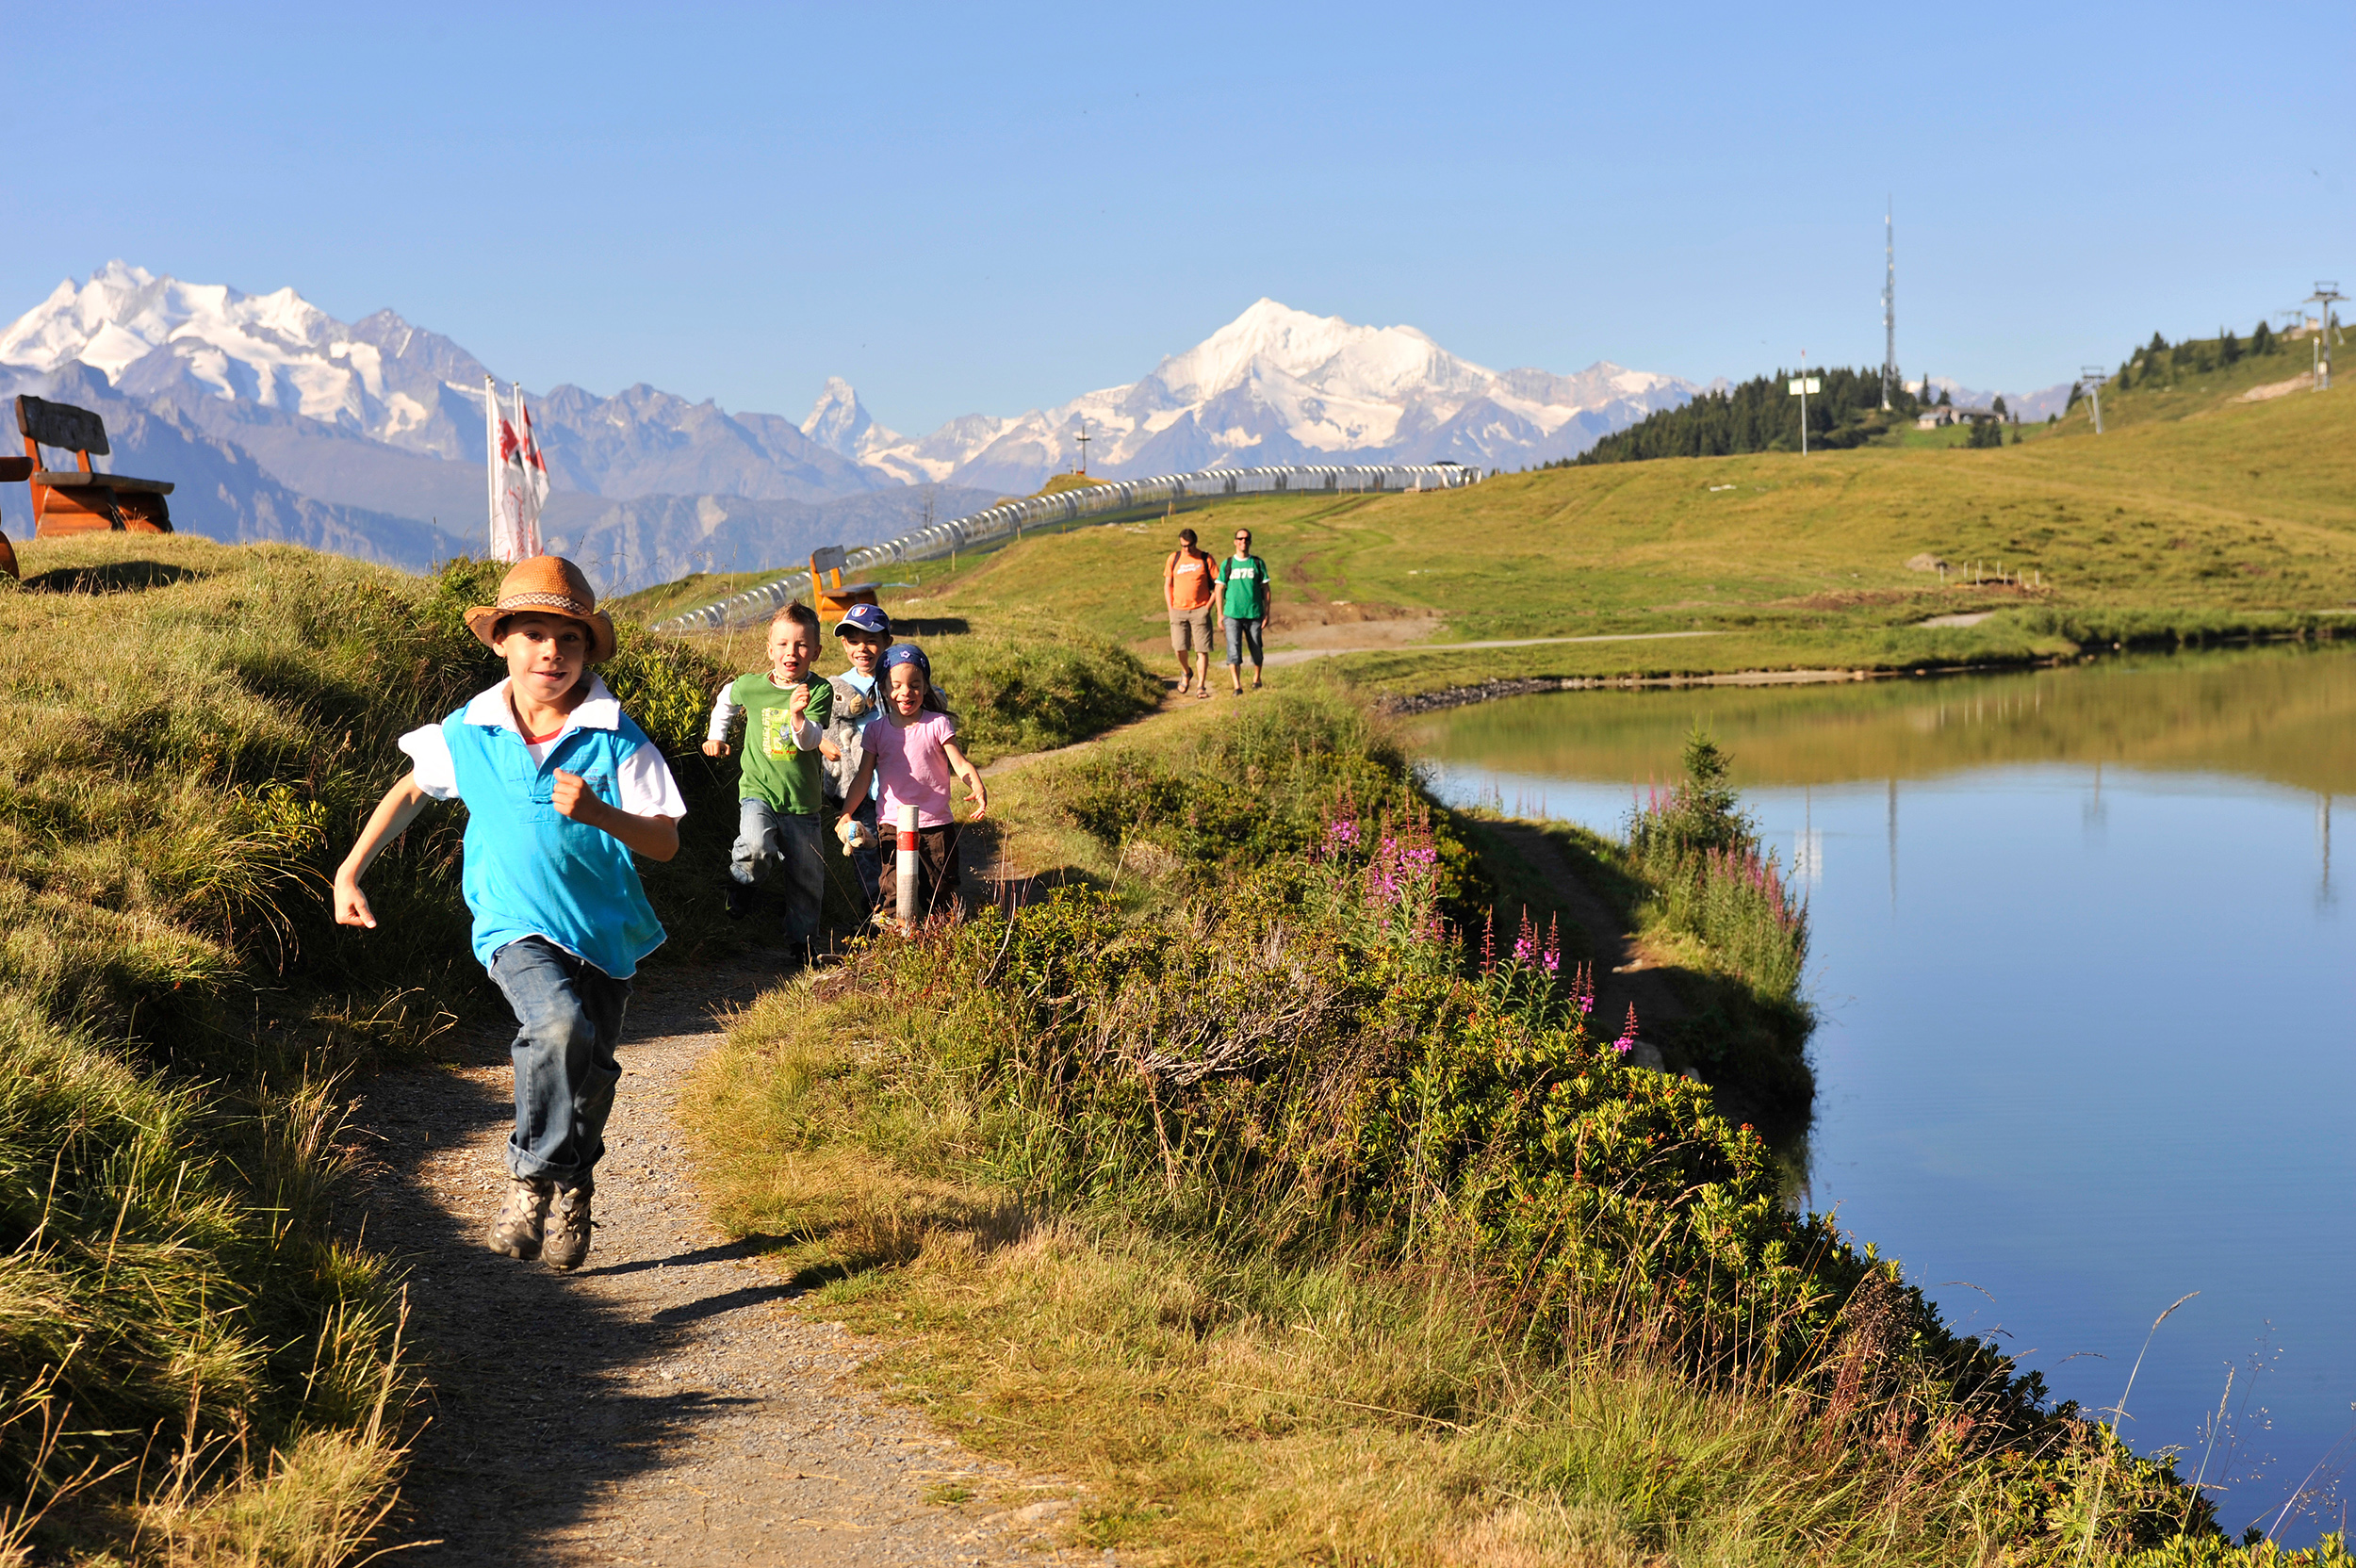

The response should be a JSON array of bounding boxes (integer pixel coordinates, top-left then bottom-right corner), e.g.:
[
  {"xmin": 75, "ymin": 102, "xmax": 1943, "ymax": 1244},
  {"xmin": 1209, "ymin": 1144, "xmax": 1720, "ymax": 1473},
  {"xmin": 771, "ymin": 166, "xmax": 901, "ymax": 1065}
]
[{"xmin": 807, "ymin": 378, "xmax": 2355, "ymax": 694}]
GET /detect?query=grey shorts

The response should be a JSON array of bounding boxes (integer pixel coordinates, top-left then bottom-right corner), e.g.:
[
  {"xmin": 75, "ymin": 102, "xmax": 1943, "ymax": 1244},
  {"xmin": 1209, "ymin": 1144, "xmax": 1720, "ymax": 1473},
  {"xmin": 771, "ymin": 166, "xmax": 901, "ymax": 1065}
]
[{"xmin": 1170, "ymin": 606, "xmax": 1214, "ymax": 653}]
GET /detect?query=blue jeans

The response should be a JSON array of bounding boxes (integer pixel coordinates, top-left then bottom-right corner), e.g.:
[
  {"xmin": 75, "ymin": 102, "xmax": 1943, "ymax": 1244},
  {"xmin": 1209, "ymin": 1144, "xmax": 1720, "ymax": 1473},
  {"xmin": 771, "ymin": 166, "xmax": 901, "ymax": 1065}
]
[
  {"xmin": 1225, "ymin": 615, "xmax": 1264, "ymax": 666},
  {"xmin": 731, "ymin": 799, "xmax": 826, "ymax": 944},
  {"xmin": 488, "ymin": 936, "xmax": 630, "ymax": 1186}
]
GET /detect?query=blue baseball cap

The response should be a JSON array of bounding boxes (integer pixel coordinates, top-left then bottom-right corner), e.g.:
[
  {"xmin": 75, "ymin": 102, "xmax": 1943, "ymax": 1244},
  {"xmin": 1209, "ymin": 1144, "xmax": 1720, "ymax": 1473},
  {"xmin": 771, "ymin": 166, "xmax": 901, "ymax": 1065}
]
[
  {"xmin": 879, "ymin": 642, "xmax": 930, "ymax": 681},
  {"xmin": 835, "ymin": 603, "xmax": 892, "ymax": 638}
]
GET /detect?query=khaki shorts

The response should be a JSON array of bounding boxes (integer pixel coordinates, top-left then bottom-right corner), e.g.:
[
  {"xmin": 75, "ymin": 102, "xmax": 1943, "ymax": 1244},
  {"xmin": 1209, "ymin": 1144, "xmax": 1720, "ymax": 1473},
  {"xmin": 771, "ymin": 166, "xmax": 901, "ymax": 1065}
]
[{"xmin": 1170, "ymin": 606, "xmax": 1215, "ymax": 653}]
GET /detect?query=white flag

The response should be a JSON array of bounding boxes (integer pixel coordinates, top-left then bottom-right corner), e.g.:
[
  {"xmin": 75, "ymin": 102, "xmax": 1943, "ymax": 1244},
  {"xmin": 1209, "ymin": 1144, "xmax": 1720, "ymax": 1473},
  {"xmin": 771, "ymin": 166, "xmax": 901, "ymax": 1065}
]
[{"xmin": 490, "ymin": 384, "xmax": 549, "ymax": 562}]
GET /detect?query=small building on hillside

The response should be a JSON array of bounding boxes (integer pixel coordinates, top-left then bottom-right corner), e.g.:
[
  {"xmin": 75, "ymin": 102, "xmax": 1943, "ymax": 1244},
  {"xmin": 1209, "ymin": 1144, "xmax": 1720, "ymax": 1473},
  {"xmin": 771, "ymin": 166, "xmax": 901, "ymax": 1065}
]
[{"xmin": 1918, "ymin": 405, "xmax": 1999, "ymax": 429}]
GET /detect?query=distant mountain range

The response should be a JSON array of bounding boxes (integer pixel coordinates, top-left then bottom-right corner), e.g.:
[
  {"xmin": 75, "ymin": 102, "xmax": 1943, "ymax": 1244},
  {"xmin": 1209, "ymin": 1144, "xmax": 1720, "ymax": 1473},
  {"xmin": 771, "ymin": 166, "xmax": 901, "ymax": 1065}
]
[
  {"xmin": 3, "ymin": 262, "xmax": 2049, "ymax": 591},
  {"xmin": 796, "ymin": 298, "xmax": 1701, "ymax": 490}
]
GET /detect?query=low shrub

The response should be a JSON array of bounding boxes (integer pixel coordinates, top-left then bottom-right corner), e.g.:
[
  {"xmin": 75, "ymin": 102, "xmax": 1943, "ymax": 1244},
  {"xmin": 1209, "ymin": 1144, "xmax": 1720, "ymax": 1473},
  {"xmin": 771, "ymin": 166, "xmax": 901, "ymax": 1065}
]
[
  {"xmin": 922, "ymin": 620, "xmax": 1160, "ymax": 762},
  {"xmin": 703, "ymin": 841, "xmax": 2211, "ymax": 1558}
]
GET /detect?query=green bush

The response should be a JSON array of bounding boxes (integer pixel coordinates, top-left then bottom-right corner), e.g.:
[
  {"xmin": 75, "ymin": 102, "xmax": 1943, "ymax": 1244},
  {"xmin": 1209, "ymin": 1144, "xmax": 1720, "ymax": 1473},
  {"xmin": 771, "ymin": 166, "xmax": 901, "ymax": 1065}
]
[
  {"xmin": 1052, "ymin": 682, "xmax": 1485, "ymax": 904},
  {"xmin": 923, "ymin": 620, "xmax": 1159, "ymax": 762},
  {"xmin": 820, "ymin": 841, "xmax": 2209, "ymax": 1554}
]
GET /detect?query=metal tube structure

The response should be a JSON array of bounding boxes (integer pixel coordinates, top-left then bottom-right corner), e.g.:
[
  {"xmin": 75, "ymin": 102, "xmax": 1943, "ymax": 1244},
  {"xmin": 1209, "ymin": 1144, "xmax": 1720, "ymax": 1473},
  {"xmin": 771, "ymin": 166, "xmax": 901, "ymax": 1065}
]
[
  {"xmin": 652, "ymin": 462, "xmax": 1486, "ymax": 635},
  {"xmin": 894, "ymin": 803, "xmax": 919, "ymax": 930}
]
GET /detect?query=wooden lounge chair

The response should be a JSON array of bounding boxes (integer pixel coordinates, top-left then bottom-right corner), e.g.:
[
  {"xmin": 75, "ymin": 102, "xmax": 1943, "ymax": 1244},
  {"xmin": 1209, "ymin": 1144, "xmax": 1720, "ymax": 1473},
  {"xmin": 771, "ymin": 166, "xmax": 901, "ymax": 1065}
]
[{"xmin": 15, "ymin": 395, "xmax": 173, "ymax": 535}]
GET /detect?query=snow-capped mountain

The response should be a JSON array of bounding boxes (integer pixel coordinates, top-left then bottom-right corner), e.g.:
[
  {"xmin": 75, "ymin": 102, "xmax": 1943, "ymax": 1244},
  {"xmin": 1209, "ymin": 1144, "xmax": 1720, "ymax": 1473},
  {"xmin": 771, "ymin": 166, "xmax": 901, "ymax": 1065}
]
[
  {"xmin": 0, "ymin": 263, "xmax": 881, "ymax": 505},
  {"xmin": 0, "ymin": 266, "xmax": 1699, "ymax": 588},
  {"xmin": 845, "ymin": 300, "xmax": 1698, "ymax": 490},
  {"xmin": 0, "ymin": 261, "xmax": 494, "ymax": 458}
]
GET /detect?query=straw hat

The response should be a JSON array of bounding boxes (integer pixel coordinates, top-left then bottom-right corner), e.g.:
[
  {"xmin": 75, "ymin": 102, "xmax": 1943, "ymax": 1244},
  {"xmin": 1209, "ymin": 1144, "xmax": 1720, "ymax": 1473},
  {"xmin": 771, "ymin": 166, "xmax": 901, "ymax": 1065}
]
[{"xmin": 463, "ymin": 556, "xmax": 617, "ymax": 664}]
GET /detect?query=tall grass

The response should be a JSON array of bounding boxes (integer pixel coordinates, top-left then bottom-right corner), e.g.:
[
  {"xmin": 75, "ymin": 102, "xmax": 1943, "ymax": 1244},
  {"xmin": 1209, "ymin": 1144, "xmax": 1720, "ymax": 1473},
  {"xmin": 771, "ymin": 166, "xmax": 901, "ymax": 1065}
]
[
  {"xmin": 1625, "ymin": 727, "xmax": 1810, "ymax": 1007},
  {"xmin": 0, "ymin": 535, "xmax": 730, "ymax": 1561}
]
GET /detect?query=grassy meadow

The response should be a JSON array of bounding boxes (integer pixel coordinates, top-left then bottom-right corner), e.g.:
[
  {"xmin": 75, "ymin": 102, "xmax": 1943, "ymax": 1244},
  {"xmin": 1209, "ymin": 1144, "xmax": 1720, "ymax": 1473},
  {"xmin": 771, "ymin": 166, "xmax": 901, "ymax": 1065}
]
[{"xmin": 628, "ymin": 374, "xmax": 2356, "ymax": 704}]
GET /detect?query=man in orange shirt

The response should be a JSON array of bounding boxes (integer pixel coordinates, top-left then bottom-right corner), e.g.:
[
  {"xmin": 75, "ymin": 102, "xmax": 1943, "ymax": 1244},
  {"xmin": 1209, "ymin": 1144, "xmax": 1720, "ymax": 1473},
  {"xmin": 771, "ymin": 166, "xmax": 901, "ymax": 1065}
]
[{"xmin": 1163, "ymin": 526, "xmax": 1218, "ymax": 698}]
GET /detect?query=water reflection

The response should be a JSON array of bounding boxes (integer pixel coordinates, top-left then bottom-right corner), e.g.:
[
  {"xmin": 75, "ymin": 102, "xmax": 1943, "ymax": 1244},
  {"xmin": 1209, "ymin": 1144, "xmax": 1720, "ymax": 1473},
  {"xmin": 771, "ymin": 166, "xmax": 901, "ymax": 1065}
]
[{"xmin": 1411, "ymin": 645, "xmax": 2356, "ymax": 1538}]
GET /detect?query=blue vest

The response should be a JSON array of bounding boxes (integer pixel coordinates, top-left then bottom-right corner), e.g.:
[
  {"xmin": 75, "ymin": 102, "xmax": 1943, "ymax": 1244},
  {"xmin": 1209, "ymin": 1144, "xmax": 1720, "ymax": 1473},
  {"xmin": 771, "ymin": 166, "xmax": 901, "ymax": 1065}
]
[{"xmin": 442, "ymin": 707, "xmax": 666, "ymax": 979}]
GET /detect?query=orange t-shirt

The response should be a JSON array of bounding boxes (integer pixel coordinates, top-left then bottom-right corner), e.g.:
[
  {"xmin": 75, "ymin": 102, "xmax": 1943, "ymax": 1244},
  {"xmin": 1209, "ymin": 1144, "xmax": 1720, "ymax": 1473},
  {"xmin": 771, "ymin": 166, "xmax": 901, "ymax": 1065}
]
[{"xmin": 1166, "ymin": 548, "xmax": 1215, "ymax": 612}]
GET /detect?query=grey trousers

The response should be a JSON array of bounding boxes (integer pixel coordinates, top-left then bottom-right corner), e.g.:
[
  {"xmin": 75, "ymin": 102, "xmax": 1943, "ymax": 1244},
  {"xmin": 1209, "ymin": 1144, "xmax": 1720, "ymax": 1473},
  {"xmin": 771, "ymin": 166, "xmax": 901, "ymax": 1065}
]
[{"xmin": 730, "ymin": 799, "xmax": 826, "ymax": 944}]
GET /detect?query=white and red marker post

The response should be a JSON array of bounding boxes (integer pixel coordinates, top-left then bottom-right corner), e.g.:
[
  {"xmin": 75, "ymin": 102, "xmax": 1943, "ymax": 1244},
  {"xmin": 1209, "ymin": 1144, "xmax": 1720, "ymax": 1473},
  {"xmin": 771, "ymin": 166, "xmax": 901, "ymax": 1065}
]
[{"xmin": 894, "ymin": 803, "xmax": 920, "ymax": 931}]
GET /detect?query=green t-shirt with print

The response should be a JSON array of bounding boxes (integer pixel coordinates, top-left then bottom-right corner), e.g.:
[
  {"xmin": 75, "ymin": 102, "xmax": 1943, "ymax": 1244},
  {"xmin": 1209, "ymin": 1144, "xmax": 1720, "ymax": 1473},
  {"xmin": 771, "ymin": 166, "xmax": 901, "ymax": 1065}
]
[
  {"xmin": 1218, "ymin": 553, "xmax": 1269, "ymax": 619},
  {"xmin": 728, "ymin": 670, "xmax": 834, "ymax": 814}
]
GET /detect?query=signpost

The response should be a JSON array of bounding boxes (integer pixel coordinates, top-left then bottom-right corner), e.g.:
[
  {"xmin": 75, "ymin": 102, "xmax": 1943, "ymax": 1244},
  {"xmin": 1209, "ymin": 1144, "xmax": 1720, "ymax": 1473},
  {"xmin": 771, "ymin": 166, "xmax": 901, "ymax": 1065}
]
[
  {"xmin": 2307, "ymin": 283, "xmax": 2343, "ymax": 392},
  {"xmin": 1787, "ymin": 354, "xmax": 1822, "ymax": 455}
]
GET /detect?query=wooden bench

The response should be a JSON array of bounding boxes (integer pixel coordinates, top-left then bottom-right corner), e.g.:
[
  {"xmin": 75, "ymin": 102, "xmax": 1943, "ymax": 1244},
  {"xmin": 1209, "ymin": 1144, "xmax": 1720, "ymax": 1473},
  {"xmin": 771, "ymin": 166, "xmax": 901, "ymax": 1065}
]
[{"xmin": 15, "ymin": 395, "xmax": 173, "ymax": 535}]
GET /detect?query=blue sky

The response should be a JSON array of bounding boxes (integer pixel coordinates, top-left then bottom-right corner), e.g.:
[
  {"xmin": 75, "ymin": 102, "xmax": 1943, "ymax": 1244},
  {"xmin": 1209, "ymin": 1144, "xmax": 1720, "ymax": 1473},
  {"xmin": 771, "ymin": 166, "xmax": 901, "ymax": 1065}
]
[{"xmin": 6, "ymin": 1, "xmax": 2347, "ymax": 431}]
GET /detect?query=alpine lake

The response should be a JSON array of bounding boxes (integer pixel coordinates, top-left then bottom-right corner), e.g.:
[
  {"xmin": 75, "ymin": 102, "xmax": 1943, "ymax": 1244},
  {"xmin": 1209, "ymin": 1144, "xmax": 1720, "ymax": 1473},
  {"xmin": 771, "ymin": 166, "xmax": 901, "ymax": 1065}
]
[{"xmin": 1408, "ymin": 643, "xmax": 2356, "ymax": 1539}]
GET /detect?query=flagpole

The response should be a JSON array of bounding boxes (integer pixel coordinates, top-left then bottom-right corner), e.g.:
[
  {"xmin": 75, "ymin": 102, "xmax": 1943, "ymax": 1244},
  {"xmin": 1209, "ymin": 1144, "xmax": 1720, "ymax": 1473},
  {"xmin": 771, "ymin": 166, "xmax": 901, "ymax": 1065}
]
[
  {"xmin": 483, "ymin": 373, "xmax": 499, "ymax": 561},
  {"xmin": 511, "ymin": 382, "xmax": 537, "ymax": 557}
]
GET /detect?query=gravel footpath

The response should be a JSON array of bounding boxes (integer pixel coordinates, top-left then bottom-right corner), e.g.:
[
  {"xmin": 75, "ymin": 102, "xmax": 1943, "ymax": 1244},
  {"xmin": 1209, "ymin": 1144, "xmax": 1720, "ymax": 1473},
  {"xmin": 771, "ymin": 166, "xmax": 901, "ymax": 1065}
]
[{"xmin": 351, "ymin": 954, "xmax": 1088, "ymax": 1566}]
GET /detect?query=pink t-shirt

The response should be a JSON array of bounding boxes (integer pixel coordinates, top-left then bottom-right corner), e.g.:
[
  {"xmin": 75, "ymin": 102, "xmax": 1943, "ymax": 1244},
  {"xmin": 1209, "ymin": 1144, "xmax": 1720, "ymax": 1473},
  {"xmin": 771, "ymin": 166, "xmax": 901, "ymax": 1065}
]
[{"xmin": 868, "ymin": 710, "xmax": 959, "ymax": 827}]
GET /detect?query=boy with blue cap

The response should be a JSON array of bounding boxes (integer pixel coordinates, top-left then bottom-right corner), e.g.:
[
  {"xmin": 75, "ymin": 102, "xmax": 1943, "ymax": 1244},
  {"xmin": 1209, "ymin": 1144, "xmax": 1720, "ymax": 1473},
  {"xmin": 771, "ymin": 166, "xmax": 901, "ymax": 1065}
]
[
  {"xmin": 839, "ymin": 643, "xmax": 987, "ymax": 925},
  {"xmin": 819, "ymin": 602, "xmax": 892, "ymax": 910}
]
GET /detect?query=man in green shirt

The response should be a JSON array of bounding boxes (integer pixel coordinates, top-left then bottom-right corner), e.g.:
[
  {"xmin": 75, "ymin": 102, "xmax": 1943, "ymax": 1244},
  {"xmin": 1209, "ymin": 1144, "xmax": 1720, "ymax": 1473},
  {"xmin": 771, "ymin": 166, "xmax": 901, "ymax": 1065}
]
[
  {"xmin": 701, "ymin": 602, "xmax": 835, "ymax": 954},
  {"xmin": 1217, "ymin": 527, "xmax": 1271, "ymax": 694}
]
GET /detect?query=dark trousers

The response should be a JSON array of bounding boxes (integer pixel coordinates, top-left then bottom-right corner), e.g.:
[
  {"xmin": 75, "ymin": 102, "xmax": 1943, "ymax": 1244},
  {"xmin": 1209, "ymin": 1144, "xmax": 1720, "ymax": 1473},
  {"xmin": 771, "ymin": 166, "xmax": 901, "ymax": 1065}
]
[{"xmin": 879, "ymin": 823, "xmax": 961, "ymax": 922}]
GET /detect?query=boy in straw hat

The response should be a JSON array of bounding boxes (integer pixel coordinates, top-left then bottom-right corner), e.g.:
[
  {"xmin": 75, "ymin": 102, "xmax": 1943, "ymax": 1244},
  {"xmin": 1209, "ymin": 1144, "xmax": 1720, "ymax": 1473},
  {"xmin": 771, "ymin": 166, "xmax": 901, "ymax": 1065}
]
[{"xmin": 332, "ymin": 556, "xmax": 687, "ymax": 1271}]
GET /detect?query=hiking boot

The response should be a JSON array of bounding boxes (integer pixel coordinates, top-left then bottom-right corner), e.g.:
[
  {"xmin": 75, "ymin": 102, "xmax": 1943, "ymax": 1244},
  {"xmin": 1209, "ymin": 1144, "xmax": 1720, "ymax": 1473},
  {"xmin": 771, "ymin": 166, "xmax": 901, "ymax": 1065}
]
[
  {"xmin": 544, "ymin": 1178, "xmax": 595, "ymax": 1271},
  {"xmin": 488, "ymin": 1177, "xmax": 551, "ymax": 1260},
  {"xmin": 724, "ymin": 881, "xmax": 751, "ymax": 919}
]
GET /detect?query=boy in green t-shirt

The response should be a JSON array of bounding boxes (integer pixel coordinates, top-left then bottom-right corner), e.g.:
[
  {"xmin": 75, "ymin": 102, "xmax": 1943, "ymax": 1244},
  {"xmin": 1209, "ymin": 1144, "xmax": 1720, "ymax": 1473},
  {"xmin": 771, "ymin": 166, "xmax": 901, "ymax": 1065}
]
[{"xmin": 701, "ymin": 601, "xmax": 835, "ymax": 953}]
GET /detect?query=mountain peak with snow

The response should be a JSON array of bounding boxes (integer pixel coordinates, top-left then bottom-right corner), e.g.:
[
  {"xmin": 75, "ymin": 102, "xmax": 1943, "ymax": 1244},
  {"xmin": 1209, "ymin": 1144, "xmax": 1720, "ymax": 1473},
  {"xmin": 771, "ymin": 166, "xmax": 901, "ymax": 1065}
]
[
  {"xmin": 800, "ymin": 375, "xmax": 905, "ymax": 461},
  {"xmin": 850, "ymin": 298, "xmax": 1698, "ymax": 488},
  {"xmin": 0, "ymin": 260, "xmax": 492, "ymax": 457}
]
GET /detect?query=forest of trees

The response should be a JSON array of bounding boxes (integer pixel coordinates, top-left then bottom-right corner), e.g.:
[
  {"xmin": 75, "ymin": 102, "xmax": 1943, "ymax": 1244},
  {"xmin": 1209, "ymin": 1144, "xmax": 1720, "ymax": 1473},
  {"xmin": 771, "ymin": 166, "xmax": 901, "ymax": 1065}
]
[
  {"xmin": 2108, "ymin": 318, "xmax": 2296, "ymax": 391},
  {"xmin": 1570, "ymin": 365, "xmax": 1920, "ymax": 465}
]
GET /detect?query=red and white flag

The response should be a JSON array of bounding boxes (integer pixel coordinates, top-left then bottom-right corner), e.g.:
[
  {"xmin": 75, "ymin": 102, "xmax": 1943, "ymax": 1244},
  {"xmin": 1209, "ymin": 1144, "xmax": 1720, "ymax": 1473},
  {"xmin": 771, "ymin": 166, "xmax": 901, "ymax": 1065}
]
[{"xmin": 487, "ymin": 382, "xmax": 549, "ymax": 562}]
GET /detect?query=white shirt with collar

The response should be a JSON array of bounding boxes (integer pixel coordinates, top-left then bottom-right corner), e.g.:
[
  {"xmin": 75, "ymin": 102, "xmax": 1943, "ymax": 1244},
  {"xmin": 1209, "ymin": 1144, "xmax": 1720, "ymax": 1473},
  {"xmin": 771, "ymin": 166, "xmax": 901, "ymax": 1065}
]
[{"xmin": 398, "ymin": 676, "xmax": 688, "ymax": 818}]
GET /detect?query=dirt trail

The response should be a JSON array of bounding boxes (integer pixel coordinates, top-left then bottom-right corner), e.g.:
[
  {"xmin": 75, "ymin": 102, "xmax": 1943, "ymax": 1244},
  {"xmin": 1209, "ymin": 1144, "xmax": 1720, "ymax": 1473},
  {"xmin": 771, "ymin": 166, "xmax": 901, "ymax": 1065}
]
[{"xmin": 355, "ymin": 955, "xmax": 1080, "ymax": 1565}]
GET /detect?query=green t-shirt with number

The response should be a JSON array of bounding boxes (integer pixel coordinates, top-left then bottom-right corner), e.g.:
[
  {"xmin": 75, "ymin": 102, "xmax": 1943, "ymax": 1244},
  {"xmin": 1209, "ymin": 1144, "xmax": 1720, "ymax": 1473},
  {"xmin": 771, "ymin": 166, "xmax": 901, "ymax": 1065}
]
[
  {"xmin": 1217, "ymin": 553, "xmax": 1269, "ymax": 619},
  {"xmin": 728, "ymin": 671, "xmax": 834, "ymax": 814}
]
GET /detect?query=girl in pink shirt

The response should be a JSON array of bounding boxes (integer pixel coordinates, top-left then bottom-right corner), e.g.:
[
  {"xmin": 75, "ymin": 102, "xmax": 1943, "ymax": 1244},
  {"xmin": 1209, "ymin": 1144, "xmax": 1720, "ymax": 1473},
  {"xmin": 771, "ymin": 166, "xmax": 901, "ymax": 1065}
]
[{"xmin": 840, "ymin": 644, "xmax": 987, "ymax": 924}]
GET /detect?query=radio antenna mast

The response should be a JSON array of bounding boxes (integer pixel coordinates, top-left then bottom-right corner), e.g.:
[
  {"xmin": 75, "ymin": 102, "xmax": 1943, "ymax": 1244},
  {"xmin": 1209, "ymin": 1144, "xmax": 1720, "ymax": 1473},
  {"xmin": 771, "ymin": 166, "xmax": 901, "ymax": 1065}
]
[{"xmin": 1882, "ymin": 199, "xmax": 1896, "ymax": 410}]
